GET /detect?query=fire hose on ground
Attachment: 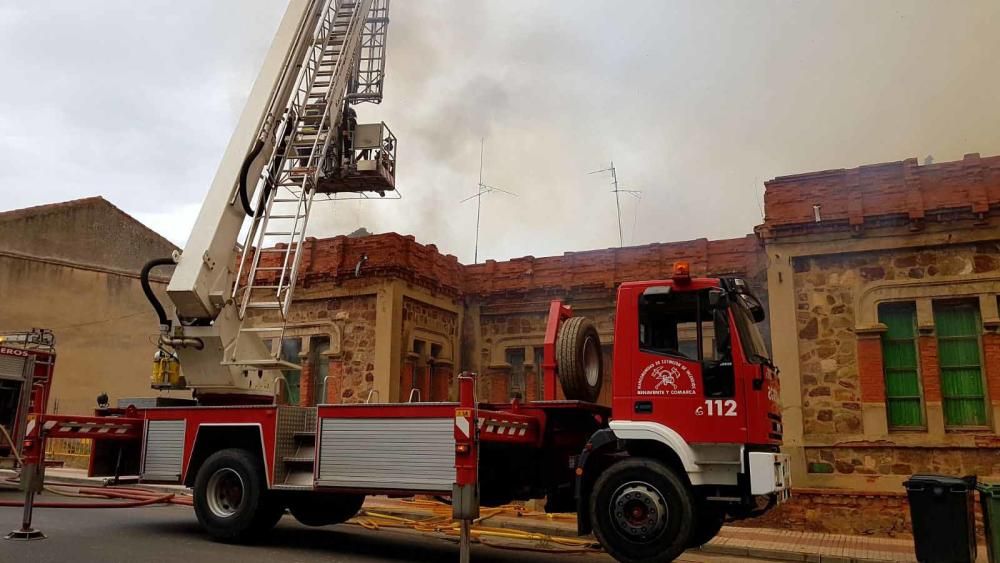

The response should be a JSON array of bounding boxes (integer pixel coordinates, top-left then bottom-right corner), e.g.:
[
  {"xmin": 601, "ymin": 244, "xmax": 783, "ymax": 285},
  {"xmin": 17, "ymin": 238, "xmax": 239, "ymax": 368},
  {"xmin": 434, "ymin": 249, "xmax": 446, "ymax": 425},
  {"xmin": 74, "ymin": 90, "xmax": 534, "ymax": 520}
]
[
  {"xmin": 1, "ymin": 477, "xmax": 597, "ymax": 553},
  {"xmin": 0, "ymin": 479, "xmax": 193, "ymax": 509},
  {"xmin": 353, "ymin": 499, "xmax": 601, "ymax": 554}
]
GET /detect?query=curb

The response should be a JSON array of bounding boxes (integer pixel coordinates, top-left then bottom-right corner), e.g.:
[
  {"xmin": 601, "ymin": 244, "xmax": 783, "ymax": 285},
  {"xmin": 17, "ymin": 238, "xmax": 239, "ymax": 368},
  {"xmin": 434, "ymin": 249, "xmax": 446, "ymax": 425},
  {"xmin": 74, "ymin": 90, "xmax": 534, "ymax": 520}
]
[{"xmin": 696, "ymin": 543, "xmax": 898, "ymax": 563}]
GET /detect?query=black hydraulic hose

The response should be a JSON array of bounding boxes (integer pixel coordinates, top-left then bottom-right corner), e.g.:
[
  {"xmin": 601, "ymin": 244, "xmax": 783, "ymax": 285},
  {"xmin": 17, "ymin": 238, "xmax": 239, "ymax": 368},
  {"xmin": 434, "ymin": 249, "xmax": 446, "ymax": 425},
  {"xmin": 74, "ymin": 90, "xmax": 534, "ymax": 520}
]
[
  {"xmin": 238, "ymin": 139, "xmax": 266, "ymax": 216},
  {"xmin": 141, "ymin": 258, "xmax": 175, "ymax": 331}
]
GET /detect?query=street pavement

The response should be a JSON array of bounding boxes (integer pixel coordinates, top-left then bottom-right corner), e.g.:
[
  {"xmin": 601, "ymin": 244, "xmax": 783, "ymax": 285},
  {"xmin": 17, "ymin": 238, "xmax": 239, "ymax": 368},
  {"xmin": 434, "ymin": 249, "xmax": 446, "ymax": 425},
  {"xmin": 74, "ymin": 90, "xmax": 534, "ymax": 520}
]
[{"xmin": 0, "ymin": 489, "xmax": 764, "ymax": 563}]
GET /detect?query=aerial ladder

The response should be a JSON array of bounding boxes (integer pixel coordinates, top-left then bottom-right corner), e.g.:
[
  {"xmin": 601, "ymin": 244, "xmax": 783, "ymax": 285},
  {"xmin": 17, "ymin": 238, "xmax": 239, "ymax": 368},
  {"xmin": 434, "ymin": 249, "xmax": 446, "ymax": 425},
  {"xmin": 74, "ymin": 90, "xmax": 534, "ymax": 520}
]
[{"xmin": 155, "ymin": 0, "xmax": 396, "ymax": 401}]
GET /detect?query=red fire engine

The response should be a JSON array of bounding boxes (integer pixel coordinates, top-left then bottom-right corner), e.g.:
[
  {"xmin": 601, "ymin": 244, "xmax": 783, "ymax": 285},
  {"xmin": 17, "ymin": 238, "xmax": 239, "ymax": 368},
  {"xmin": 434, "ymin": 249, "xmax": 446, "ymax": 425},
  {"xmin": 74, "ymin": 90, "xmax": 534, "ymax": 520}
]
[
  {"xmin": 12, "ymin": 1, "xmax": 789, "ymax": 561},
  {"xmin": 0, "ymin": 329, "xmax": 55, "ymax": 467}
]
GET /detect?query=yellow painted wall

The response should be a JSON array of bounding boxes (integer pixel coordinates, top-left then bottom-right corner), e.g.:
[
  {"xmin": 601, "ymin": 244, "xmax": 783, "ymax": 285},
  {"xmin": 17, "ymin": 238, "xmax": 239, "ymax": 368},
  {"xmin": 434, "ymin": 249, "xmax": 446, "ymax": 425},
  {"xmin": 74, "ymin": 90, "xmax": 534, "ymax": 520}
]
[{"xmin": 0, "ymin": 254, "xmax": 188, "ymax": 416}]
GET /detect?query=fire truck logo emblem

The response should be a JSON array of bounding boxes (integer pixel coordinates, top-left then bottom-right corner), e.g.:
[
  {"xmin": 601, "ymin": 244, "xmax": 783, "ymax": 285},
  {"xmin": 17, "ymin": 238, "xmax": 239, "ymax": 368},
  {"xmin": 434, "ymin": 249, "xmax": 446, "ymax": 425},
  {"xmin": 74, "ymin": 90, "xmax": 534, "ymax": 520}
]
[{"xmin": 637, "ymin": 358, "xmax": 697, "ymax": 396}]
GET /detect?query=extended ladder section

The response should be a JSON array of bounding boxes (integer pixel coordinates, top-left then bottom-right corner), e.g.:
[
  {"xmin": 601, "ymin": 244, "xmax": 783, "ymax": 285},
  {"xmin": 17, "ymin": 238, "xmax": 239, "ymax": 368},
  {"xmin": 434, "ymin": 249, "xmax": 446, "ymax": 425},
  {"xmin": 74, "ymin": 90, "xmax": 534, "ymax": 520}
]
[{"xmin": 230, "ymin": 0, "xmax": 392, "ymax": 369}]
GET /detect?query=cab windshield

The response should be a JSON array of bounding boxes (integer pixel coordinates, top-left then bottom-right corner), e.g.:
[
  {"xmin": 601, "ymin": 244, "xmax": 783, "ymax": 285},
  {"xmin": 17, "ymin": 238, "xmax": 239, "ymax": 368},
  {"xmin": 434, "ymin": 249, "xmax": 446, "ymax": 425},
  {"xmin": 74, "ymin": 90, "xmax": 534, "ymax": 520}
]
[{"xmin": 731, "ymin": 295, "xmax": 770, "ymax": 364}]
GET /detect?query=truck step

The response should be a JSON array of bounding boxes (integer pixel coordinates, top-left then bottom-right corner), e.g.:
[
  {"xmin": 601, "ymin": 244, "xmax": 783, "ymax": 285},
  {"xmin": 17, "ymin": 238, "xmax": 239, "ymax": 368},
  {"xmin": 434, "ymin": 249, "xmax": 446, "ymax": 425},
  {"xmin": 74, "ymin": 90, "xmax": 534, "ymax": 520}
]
[
  {"xmin": 282, "ymin": 456, "xmax": 315, "ymax": 465},
  {"xmin": 293, "ymin": 431, "xmax": 316, "ymax": 442},
  {"xmin": 274, "ymin": 480, "xmax": 313, "ymax": 491}
]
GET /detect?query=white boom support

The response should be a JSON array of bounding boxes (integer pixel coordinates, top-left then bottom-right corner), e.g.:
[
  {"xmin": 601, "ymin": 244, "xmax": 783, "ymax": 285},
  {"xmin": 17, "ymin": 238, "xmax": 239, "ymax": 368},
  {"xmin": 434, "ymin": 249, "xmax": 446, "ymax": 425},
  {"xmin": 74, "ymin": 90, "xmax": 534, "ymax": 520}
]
[{"xmin": 162, "ymin": 0, "xmax": 393, "ymax": 398}]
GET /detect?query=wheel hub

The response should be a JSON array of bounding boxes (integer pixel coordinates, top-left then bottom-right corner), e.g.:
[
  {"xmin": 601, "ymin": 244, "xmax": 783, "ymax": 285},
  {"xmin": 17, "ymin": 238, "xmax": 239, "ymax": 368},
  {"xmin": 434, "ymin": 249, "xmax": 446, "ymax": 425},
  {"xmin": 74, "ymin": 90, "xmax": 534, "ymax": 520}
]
[
  {"xmin": 206, "ymin": 468, "xmax": 246, "ymax": 518},
  {"xmin": 610, "ymin": 482, "xmax": 667, "ymax": 540}
]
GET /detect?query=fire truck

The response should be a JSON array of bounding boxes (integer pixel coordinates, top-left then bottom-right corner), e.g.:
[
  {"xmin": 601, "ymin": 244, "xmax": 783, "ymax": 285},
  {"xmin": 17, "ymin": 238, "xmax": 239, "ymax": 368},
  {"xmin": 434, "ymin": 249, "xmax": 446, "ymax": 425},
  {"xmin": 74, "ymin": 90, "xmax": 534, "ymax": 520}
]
[
  {"xmin": 14, "ymin": 1, "xmax": 790, "ymax": 561},
  {"xmin": 0, "ymin": 329, "xmax": 55, "ymax": 468}
]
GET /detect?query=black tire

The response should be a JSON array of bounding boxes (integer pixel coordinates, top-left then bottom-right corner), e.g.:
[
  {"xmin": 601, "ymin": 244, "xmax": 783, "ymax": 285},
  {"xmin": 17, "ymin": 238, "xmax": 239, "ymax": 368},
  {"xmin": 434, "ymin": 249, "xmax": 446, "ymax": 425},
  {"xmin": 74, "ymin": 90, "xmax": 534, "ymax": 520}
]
[
  {"xmin": 193, "ymin": 448, "xmax": 284, "ymax": 543},
  {"xmin": 287, "ymin": 492, "xmax": 365, "ymax": 526},
  {"xmin": 556, "ymin": 316, "xmax": 603, "ymax": 402},
  {"xmin": 686, "ymin": 504, "xmax": 725, "ymax": 548},
  {"xmin": 589, "ymin": 458, "xmax": 694, "ymax": 563}
]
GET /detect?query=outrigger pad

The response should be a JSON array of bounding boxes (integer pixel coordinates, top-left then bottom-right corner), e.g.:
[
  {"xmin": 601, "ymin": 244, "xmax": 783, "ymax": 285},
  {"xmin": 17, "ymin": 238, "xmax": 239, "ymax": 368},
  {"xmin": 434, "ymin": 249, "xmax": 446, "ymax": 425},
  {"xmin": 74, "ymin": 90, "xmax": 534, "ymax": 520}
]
[{"xmin": 5, "ymin": 528, "xmax": 46, "ymax": 541}]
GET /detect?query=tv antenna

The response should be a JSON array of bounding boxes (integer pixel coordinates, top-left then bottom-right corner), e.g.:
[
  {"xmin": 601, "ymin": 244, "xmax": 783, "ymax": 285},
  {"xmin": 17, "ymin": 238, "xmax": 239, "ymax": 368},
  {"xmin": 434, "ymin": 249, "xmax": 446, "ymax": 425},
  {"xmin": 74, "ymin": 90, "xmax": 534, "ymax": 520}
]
[
  {"xmin": 589, "ymin": 160, "xmax": 641, "ymax": 247},
  {"xmin": 460, "ymin": 138, "xmax": 517, "ymax": 263}
]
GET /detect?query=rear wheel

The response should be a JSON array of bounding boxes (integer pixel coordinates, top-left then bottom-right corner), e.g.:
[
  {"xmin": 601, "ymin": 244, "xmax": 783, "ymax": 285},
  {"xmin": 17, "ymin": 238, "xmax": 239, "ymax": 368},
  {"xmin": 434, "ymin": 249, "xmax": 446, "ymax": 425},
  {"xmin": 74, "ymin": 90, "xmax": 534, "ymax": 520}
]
[
  {"xmin": 193, "ymin": 448, "xmax": 284, "ymax": 543},
  {"xmin": 556, "ymin": 316, "xmax": 603, "ymax": 402},
  {"xmin": 590, "ymin": 458, "xmax": 694, "ymax": 563},
  {"xmin": 287, "ymin": 492, "xmax": 365, "ymax": 526}
]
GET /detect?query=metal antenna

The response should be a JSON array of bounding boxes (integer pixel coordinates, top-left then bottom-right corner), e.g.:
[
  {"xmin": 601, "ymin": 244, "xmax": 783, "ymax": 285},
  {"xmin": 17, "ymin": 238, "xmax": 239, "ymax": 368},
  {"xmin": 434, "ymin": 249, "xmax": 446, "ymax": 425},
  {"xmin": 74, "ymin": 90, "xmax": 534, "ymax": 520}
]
[
  {"xmin": 589, "ymin": 160, "xmax": 641, "ymax": 247},
  {"xmin": 460, "ymin": 138, "xmax": 517, "ymax": 263}
]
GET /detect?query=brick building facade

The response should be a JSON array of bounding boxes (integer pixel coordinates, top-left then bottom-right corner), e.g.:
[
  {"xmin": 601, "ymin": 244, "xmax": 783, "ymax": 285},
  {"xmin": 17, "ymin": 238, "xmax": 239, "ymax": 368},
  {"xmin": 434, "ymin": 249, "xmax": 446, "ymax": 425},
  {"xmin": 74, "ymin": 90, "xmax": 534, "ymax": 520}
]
[{"xmin": 755, "ymin": 153, "xmax": 1000, "ymax": 535}]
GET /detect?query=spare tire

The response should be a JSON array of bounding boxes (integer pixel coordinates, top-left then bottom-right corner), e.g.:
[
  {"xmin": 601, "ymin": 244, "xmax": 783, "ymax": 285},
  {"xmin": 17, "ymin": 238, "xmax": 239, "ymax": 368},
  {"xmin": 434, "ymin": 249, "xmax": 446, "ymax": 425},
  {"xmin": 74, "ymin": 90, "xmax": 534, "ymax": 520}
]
[{"xmin": 555, "ymin": 316, "xmax": 603, "ymax": 402}]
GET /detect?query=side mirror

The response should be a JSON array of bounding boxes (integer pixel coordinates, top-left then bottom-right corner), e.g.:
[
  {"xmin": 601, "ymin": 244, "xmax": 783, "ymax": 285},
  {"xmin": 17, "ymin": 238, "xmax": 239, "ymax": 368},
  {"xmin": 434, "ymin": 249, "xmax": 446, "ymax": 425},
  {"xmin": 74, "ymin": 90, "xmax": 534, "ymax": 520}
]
[{"xmin": 708, "ymin": 289, "xmax": 724, "ymax": 307}]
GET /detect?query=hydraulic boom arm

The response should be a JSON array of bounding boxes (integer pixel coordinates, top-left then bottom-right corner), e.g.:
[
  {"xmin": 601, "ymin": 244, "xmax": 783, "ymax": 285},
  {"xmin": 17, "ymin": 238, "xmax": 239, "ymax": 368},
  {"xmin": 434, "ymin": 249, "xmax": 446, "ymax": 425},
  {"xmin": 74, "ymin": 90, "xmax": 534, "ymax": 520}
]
[{"xmin": 152, "ymin": 0, "xmax": 395, "ymax": 399}]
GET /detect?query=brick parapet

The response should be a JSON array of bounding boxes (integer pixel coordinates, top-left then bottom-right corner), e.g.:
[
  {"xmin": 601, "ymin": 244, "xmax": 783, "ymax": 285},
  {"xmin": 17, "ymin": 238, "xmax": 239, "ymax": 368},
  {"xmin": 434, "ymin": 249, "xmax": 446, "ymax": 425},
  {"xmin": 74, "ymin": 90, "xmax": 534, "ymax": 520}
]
[
  {"xmin": 278, "ymin": 233, "xmax": 762, "ymax": 299},
  {"xmin": 760, "ymin": 153, "xmax": 1000, "ymax": 239}
]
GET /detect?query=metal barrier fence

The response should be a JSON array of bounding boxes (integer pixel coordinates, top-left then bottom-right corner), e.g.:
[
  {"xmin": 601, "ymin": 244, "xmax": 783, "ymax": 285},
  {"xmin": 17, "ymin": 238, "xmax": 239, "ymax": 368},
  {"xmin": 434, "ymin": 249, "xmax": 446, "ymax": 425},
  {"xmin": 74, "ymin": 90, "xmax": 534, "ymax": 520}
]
[{"xmin": 45, "ymin": 438, "xmax": 91, "ymax": 469}]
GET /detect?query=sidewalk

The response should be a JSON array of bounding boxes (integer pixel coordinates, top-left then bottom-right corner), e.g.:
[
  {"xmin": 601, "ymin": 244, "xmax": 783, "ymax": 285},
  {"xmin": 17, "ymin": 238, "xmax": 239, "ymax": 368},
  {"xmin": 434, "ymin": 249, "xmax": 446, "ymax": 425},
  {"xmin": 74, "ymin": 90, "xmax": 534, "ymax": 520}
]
[{"xmin": 5, "ymin": 468, "xmax": 989, "ymax": 563}]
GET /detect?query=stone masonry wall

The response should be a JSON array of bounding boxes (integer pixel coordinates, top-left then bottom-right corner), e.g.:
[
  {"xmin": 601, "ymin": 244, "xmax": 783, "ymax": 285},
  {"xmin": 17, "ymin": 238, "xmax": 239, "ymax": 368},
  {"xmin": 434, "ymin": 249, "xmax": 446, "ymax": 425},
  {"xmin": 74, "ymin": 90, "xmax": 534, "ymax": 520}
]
[
  {"xmin": 805, "ymin": 445, "xmax": 1000, "ymax": 477},
  {"xmin": 328, "ymin": 295, "xmax": 378, "ymax": 403},
  {"xmin": 792, "ymin": 241, "xmax": 1000, "ymax": 438},
  {"xmin": 275, "ymin": 294, "xmax": 378, "ymax": 404}
]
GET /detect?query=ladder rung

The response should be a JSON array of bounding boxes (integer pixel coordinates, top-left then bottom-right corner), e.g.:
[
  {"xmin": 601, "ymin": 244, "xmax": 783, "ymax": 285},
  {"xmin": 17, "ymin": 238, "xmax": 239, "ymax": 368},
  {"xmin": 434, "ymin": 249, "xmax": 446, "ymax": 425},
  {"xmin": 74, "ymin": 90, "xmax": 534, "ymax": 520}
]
[
  {"xmin": 240, "ymin": 326, "xmax": 283, "ymax": 333},
  {"xmin": 267, "ymin": 215, "xmax": 303, "ymax": 219},
  {"xmin": 246, "ymin": 302, "xmax": 282, "ymax": 309},
  {"xmin": 254, "ymin": 267, "xmax": 290, "ymax": 271},
  {"xmin": 264, "ymin": 232, "xmax": 301, "ymax": 236}
]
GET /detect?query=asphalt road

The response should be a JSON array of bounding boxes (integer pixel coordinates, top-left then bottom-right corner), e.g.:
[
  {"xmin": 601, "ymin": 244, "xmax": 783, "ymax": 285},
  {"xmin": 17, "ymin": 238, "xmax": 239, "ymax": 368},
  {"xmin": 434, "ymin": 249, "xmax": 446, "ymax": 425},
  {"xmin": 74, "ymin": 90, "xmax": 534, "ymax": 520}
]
[{"xmin": 0, "ymin": 489, "xmax": 758, "ymax": 563}]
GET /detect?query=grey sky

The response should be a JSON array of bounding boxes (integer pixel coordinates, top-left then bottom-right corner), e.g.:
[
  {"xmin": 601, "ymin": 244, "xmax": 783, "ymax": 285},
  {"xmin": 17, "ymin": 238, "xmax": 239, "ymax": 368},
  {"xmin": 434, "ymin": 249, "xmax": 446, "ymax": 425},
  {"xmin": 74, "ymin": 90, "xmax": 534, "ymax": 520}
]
[{"xmin": 2, "ymin": 1, "xmax": 998, "ymax": 263}]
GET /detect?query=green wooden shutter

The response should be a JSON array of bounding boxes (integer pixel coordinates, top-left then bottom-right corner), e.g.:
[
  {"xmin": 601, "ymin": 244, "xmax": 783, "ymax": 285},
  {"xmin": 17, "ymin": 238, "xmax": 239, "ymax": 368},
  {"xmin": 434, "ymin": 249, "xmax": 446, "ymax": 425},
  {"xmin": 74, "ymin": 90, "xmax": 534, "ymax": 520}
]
[
  {"xmin": 934, "ymin": 302, "xmax": 987, "ymax": 427},
  {"xmin": 879, "ymin": 303, "xmax": 924, "ymax": 427}
]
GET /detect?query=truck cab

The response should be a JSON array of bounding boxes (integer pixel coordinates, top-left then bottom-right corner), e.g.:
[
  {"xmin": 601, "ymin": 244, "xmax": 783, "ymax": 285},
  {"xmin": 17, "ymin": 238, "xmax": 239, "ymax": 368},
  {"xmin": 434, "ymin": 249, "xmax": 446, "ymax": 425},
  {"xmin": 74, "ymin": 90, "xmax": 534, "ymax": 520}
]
[
  {"xmin": 612, "ymin": 273, "xmax": 782, "ymax": 447},
  {"xmin": 573, "ymin": 265, "xmax": 790, "ymax": 562}
]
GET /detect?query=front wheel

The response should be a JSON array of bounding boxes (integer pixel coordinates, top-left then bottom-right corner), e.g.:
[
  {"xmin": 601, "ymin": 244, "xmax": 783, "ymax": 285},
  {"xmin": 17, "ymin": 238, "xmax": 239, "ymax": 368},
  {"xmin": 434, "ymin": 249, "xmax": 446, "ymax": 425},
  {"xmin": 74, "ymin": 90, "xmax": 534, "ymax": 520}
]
[
  {"xmin": 589, "ymin": 458, "xmax": 694, "ymax": 563},
  {"xmin": 193, "ymin": 448, "xmax": 284, "ymax": 543},
  {"xmin": 686, "ymin": 504, "xmax": 725, "ymax": 548}
]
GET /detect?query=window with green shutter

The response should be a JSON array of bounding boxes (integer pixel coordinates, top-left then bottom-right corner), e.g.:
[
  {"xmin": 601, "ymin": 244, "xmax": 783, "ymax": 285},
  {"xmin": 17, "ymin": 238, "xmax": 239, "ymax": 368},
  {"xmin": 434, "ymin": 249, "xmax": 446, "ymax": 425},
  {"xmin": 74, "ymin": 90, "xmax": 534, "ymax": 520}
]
[
  {"xmin": 878, "ymin": 302, "xmax": 924, "ymax": 428},
  {"xmin": 934, "ymin": 301, "xmax": 988, "ymax": 428}
]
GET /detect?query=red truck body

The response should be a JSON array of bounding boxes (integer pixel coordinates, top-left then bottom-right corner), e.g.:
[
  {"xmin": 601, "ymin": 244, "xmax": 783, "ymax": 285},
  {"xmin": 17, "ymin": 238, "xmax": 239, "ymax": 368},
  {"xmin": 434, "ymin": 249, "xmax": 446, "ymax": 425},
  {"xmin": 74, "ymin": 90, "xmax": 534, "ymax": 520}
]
[{"xmin": 22, "ymin": 271, "xmax": 788, "ymax": 562}]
